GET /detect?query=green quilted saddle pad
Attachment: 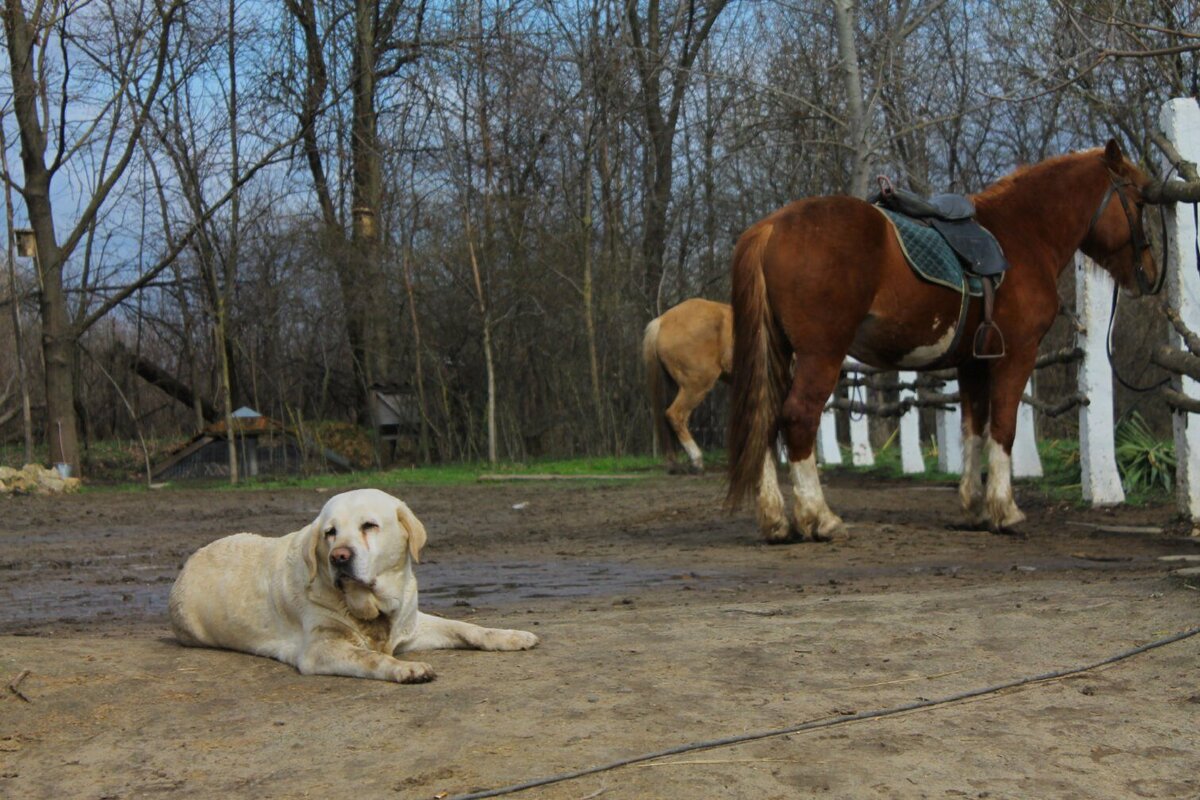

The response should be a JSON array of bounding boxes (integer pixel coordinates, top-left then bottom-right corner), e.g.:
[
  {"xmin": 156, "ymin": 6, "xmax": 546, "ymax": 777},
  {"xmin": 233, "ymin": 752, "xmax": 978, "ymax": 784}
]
[{"xmin": 878, "ymin": 208, "xmax": 997, "ymax": 297}]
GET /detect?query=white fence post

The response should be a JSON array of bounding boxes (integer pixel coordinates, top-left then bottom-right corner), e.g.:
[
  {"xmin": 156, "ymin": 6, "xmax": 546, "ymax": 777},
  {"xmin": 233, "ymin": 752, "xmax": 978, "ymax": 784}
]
[
  {"xmin": 817, "ymin": 405, "xmax": 842, "ymax": 465},
  {"xmin": 936, "ymin": 379, "xmax": 962, "ymax": 474},
  {"xmin": 898, "ymin": 370, "xmax": 924, "ymax": 473},
  {"xmin": 844, "ymin": 365, "xmax": 874, "ymax": 466},
  {"xmin": 1012, "ymin": 379, "xmax": 1043, "ymax": 478},
  {"xmin": 1076, "ymin": 253, "xmax": 1125, "ymax": 505},
  {"xmin": 1162, "ymin": 98, "xmax": 1200, "ymax": 518}
]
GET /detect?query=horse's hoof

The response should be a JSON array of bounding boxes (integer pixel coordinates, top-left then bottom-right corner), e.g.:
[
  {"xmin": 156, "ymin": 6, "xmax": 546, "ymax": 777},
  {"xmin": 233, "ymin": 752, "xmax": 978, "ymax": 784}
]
[
  {"xmin": 687, "ymin": 462, "xmax": 704, "ymax": 475},
  {"xmin": 811, "ymin": 517, "xmax": 848, "ymax": 542},
  {"xmin": 788, "ymin": 511, "xmax": 846, "ymax": 542},
  {"xmin": 960, "ymin": 512, "xmax": 989, "ymax": 531},
  {"xmin": 762, "ymin": 519, "xmax": 794, "ymax": 544},
  {"xmin": 961, "ymin": 502, "xmax": 988, "ymax": 529},
  {"xmin": 987, "ymin": 501, "xmax": 1026, "ymax": 535}
]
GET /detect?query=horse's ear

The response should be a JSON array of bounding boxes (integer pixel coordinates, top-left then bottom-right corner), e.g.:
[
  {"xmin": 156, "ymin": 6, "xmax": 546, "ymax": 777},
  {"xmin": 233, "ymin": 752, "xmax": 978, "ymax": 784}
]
[
  {"xmin": 395, "ymin": 501, "xmax": 427, "ymax": 563},
  {"xmin": 1103, "ymin": 139, "xmax": 1123, "ymax": 167}
]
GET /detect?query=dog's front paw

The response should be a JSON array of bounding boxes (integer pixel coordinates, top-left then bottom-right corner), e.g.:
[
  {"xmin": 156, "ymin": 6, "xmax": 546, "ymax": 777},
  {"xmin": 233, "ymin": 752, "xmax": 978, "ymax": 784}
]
[
  {"xmin": 394, "ymin": 660, "xmax": 436, "ymax": 683},
  {"xmin": 482, "ymin": 628, "xmax": 540, "ymax": 651}
]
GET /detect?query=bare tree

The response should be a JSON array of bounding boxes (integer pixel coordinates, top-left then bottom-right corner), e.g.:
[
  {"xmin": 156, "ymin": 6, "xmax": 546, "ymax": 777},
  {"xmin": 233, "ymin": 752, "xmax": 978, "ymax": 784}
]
[
  {"xmin": 624, "ymin": 0, "xmax": 729, "ymax": 310},
  {"xmin": 2, "ymin": 0, "xmax": 181, "ymax": 473}
]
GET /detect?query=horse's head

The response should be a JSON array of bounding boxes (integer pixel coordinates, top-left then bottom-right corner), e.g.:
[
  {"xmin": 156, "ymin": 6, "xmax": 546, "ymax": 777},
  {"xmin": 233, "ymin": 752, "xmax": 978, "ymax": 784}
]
[{"xmin": 1081, "ymin": 139, "xmax": 1160, "ymax": 296}]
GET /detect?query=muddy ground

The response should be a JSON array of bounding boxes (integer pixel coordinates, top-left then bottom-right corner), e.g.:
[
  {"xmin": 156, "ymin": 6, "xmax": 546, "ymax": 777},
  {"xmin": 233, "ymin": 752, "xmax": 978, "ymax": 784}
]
[{"xmin": 1, "ymin": 470, "xmax": 1198, "ymax": 799}]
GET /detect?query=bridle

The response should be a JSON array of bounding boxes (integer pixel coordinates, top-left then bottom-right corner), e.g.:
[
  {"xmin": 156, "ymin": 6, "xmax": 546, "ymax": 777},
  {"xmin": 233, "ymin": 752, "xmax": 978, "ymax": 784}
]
[
  {"xmin": 1086, "ymin": 170, "xmax": 1163, "ymax": 296},
  {"xmin": 1089, "ymin": 168, "xmax": 1172, "ymax": 392}
]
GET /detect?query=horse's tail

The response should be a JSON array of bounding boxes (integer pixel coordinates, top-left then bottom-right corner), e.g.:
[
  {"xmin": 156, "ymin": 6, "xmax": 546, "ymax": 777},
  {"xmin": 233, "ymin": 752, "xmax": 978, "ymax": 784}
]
[
  {"xmin": 726, "ymin": 221, "xmax": 786, "ymax": 509},
  {"xmin": 643, "ymin": 316, "xmax": 676, "ymax": 459}
]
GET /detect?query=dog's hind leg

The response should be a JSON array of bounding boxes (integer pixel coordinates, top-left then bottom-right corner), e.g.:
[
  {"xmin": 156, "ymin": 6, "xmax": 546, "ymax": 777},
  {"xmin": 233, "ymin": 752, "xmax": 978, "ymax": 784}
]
[{"xmin": 398, "ymin": 612, "xmax": 539, "ymax": 652}]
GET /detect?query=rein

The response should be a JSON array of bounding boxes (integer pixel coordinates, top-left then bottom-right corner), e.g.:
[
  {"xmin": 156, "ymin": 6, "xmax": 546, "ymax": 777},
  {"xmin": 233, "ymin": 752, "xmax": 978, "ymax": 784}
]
[{"xmin": 1096, "ymin": 167, "xmax": 1173, "ymax": 393}]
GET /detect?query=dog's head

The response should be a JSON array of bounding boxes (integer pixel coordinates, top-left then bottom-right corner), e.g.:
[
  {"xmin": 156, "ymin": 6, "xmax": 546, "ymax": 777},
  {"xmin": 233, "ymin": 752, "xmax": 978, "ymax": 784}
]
[{"xmin": 303, "ymin": 489, "xmax": 427, "ymax": 618}]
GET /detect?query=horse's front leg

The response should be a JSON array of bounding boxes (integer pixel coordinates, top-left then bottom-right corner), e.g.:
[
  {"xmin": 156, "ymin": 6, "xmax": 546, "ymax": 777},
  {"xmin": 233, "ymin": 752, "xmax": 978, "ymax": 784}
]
[
  {"xmin": 984, "ymin": 353, "xmax": 1036, "ymax": 532},
  {"xmin": 957, "ymin": 362, "xmax": 990, "ymax": 528},
  {"xmin": 782, "ymin": 356, "xmax": 846, "ymax": 541}
]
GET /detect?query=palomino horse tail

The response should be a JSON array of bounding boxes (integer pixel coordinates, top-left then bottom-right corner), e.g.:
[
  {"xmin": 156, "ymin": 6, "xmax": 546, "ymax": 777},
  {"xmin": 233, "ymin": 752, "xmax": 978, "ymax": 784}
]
[
  {"xmin": 642, "ymin": 317, "xmax": 676, "ymax": 458},
  {"xmin": 726, "ymin": 221, "xmax": 786, "ymax": 509}
]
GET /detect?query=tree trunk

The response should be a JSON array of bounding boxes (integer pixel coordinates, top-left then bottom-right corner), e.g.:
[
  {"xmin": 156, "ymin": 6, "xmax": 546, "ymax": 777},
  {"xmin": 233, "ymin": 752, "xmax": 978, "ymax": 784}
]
[
  {"xmin": 833, "ymin": 0, "xmax": 872, "ymax": 197},
  {"xmin": 466, "ymin": 229, "xmax": 497, "ymax": 466},
  {"xmin": 222, "ymin": 0, "xmax": 241, "ymax": 483},
  {"xmin": 401, "ymin": 244, "xmax": 432, "ymax": 463}
]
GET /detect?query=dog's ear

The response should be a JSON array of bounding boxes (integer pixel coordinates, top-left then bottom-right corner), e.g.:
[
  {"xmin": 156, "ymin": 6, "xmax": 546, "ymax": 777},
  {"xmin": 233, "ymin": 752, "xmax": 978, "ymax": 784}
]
[
  {"xmin": 301, "ymin": 522, "xmax": 322, "ymax": 583},
  {"xmin": 395, "ymin": 501, "xmax": 427, "ymax": 564}
]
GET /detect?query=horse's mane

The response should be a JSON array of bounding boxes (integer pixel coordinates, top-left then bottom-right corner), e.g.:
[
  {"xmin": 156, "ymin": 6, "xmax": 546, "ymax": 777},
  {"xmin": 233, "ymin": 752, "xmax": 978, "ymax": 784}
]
[{"xmin": 971, "ymin": 148, "xmax": 1102, "ymax": 206}]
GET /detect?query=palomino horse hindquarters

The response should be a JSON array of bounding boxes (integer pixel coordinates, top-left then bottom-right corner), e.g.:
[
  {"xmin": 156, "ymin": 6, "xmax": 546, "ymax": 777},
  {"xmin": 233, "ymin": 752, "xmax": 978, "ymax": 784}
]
[
  {"xmin": 644, "ymin": 298, "xmax": 734, "ymax": 473},
  {"xmin": 727, "ymin": 140, "xmax": 1158, "ymax": 541}
]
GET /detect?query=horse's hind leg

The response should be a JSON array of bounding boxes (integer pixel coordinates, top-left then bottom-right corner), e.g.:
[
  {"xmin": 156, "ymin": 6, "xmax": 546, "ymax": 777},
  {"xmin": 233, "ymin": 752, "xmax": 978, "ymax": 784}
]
[
  {"xmin": 781, "ymin": 355, "xmax": 846, "ymax": 541},
  {"xmin": 957, "ymin": 362, "xmax": 990, "ymax": 528},
  {"xmin": 756, "ymin": 450, "xmax": 790, "ymax": 542},
  {"xmin": 666, "ymin": 380, "xmax": 716, "ymax": 473}
]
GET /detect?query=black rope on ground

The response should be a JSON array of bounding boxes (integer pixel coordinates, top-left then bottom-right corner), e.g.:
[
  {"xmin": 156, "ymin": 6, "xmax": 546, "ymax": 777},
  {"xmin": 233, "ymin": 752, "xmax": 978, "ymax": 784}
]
[{"xmin": 447, "ymin": 624, "xmax": 1200, "ymax": 800}]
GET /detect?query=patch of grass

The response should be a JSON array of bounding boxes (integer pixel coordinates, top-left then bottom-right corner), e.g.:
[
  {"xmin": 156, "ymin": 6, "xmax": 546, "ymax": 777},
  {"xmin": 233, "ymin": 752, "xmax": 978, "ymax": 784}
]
[
  {"xmin": 825, "ymin": 434, "xmax": 1170, "ymax": 507},
  {"xmin": 828, "ymin": 437, "xmax": 959, "ymax": 484},
  {"xmin": 91, "ymin": 452, "xmax": 664, "ymax": 493}
]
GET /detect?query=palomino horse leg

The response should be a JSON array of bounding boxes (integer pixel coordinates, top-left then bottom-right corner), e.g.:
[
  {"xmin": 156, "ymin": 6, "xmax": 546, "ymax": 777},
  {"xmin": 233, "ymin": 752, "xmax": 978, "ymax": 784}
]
[
  {"xmin": 666, "ymin": 381, "xmax": 717, "ymax": 473},
  {"xmin": 957, "ymin": 362, "xmax": 990, "ymax": 528},
  {"xmin": 781, "ymin": 356, "xmax": 846, "ymax": 541},
  {"xmin": 756, "ymin": 450, "xmax": 790, "ymax": 542},
  {"xmin": 984, "ymin": 354, "xmax": 1036, "ymax": 532}
]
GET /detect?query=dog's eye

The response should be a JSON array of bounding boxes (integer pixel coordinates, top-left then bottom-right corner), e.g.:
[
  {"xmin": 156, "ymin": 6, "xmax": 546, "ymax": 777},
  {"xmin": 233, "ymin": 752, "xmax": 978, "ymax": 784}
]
[
  {"xmin": 324, "ymin": 528, "xmax": 336, "ymax": 538},
  {"xmin": 361, "ymin": 521, "xmax": 379, "ymax": 533}
]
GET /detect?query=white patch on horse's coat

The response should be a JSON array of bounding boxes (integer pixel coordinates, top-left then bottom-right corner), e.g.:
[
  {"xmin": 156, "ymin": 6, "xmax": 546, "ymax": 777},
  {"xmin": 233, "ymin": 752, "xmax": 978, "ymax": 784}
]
[
  {"xmin": 931, "ymin": 316, "xmax": 942, "ymax": 331},
  {"xmin": 896, "ymin": 323, "xmax": 957, "ymax": 368},
  {"xmin": 789, "ymin": 454, "xmax": 844, "ymax": 538},
  {"xmin": 682, "ymin": 439, "xmax": 703, "ymax": 468},
  {"xmin": 757, "ymin": 451, "xmax": 789, "ymax": 541},
  {"xmin": 986, "ymin": 438, "xmax": 1026, "ymax": 530},
  {"xmin": 959, "ymin": 434, "xmax": 985, "ymax": 524}
]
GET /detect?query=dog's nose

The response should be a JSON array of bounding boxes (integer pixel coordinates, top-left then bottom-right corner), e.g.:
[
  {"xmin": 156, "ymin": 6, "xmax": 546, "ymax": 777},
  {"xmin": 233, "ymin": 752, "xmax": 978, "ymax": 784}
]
[{"xmin": 330, "ymin": 546, "xmax": 353, "ymax": 565}]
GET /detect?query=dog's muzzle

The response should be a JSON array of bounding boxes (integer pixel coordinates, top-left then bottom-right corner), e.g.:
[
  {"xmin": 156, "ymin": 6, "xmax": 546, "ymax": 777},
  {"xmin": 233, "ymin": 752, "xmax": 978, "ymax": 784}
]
[{"xmin": 330, "ymin": 546, "xmax": 365, "ymax": 587}]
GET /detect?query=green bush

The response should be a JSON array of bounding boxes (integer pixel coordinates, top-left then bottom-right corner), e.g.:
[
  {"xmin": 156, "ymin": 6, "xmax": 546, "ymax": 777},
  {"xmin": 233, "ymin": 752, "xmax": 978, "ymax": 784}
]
[{"xmin": 1115, "ymin": 412, "xmax": 1174, "ymax": 493}]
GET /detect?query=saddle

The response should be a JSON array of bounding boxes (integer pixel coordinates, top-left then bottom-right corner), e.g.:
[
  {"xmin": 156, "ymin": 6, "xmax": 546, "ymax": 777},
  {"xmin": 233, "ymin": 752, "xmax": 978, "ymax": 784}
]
[{"xmin": 870, "ymin": 177, "xmax": 1010, "ymax": 360}]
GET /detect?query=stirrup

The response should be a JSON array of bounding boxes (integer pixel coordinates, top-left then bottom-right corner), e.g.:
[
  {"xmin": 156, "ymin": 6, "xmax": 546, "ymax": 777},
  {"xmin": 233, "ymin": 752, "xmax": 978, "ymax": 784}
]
[{"xmin": 972, "ymin": 320, "xmax": 1005, "ymax": 359}]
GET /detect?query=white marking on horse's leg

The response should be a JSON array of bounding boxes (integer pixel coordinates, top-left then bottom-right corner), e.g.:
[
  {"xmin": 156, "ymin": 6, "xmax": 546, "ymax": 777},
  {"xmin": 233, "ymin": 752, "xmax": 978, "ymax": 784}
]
[
  {"xmin": 680, "ymin": 438, "xmax": 704, "ymax": 471},
  {"xmin": 959, "ymin": 433, "xmax": 986, "ymax": 526},
  {"xmin": 756, "ymin": 451, "xmax": 790, "ymax": 542},
  {"xmin": 790, "ymin": 454, "xmax": 845, "ymax": 540},
  {"xmin": 986, "ymin": 438, "xmax": 1026, "ymax": 531}
]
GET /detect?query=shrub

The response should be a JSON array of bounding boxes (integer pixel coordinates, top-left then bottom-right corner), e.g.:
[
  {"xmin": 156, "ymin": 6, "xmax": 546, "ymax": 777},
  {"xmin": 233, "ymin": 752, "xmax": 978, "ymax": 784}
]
[{"xmin": 1115, "ymin": 412, "xmax": 1174, "ymax": 493}]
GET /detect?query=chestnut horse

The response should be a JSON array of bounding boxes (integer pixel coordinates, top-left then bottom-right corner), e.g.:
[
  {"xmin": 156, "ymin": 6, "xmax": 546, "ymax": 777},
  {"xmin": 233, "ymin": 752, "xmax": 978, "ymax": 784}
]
[
  {"xmin": 644, "ymin": 298, "xmax": 733, "ymax": 472},
  {"xmin": 727, "ymin": 141, "xmax": 1159, "ymax": 541}
]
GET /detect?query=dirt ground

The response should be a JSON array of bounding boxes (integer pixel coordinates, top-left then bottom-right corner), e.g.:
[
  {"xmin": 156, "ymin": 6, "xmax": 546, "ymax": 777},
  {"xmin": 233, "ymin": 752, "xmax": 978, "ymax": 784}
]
[{"xmin": 1, "ymin": 470, "xmax": 1198, "ymax": 799}]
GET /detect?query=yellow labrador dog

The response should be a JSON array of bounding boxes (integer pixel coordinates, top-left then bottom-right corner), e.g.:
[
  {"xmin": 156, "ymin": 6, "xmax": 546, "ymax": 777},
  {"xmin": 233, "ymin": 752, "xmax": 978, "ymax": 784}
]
[{"xmin": 169, "ymin": 488, "xmax": 538, "ymax": 682}]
